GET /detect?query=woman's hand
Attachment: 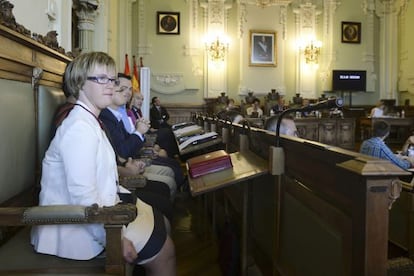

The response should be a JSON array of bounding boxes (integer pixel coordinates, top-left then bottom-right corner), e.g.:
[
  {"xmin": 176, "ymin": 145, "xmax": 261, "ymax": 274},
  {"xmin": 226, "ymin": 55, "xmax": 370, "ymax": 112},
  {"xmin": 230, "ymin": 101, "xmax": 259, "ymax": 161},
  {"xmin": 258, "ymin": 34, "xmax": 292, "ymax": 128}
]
[
  {"xmin": 135, "ymin": 118, "xmax": 150, "ymax": 134},
  {"xmin": 122, "ymin": 237, "xmax": 138, "ymax": 264},
  {"xmin": 131, "ymin": 159, "xmax": 146, "ymax": 173},
  {"xmin": 152, "ymin": 144, "xmax": 168, "ymax": 157},
  {"xmin": 124, "ymin": 158, "xmax": 145, "ymax": 174},
  {"xmin": 123, "ymin": 158, "xmax": 140, "ymax": 174}
]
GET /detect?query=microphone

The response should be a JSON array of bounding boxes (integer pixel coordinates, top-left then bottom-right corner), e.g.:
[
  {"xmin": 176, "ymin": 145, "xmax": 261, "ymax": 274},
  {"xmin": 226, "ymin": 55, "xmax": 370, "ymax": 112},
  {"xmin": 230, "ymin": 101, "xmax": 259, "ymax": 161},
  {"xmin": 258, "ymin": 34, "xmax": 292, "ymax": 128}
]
[{"xmin": 300, "ymin": 97, "xmax": 343, "ymax": 112}]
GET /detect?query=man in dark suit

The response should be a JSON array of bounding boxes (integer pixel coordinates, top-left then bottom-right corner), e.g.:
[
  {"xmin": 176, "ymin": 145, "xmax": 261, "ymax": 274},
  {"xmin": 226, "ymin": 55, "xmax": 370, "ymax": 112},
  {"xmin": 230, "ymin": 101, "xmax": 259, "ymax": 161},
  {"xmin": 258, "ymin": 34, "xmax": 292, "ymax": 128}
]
[
  {"xmin": 99, "ymin": 107, "xmax": 147, "ymax": 159},
  {"xmin": 100, "ymin": 74, "xmax": 185, "ymax": 192},
  {"xmin": 150, "ymin": 96, "xmax": 171, "ymax": 129}
]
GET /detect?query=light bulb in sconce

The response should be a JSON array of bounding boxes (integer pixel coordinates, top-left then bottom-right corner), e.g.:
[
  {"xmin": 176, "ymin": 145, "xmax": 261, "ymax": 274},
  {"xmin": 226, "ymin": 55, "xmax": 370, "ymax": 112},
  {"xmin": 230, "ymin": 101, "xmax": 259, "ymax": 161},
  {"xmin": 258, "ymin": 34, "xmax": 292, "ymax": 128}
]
[
  {"xmin": 303, "ymin": 39, "xmax": 321, "ymax": 64},
  {"xmin": 205, "ymin": 35, "xmax": 229, "ymax": 61}
]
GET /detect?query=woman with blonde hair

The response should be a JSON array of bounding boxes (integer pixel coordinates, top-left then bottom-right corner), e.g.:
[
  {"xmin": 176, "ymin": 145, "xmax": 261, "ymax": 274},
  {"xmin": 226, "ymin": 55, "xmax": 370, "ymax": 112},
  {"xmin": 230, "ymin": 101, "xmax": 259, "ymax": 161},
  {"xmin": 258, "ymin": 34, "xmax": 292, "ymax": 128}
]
[{"xmin": 31, "ymin": 52, "xmax": 176, "ymax": 276}]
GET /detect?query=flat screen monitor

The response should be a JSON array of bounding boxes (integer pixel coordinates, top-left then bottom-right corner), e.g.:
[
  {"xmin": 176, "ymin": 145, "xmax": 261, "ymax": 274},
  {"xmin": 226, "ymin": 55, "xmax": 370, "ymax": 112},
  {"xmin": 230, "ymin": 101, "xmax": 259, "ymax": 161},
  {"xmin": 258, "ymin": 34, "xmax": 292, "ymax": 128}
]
[{"xmin": 332, "ymin": 70, "xmax": 366, "ymax": 92}]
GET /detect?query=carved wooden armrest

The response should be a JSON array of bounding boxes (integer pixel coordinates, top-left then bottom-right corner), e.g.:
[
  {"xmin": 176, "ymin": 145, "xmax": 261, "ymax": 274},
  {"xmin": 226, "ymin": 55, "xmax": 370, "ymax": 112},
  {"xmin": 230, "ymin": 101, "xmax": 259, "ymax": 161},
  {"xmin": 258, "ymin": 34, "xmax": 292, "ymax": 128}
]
[
  {"xmin": 119, "ymin": 175, "xmax": 147, "ymax": 190},
  {"xmin": 0, "ymin": 204, "xmax": 137, "ymax": 275},
  {"xmin": 0, "ymin": 203, "xmax": 137, "ymax": 226}
]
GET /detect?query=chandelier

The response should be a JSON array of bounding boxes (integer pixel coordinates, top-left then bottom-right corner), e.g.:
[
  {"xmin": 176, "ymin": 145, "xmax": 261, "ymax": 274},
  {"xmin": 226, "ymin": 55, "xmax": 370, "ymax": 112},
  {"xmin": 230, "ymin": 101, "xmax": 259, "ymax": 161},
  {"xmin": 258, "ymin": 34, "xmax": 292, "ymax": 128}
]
[
  {"xmin": 206, "ymin": 36, "xmax": 229, "ymax": 61},
  {"xmin": 303, "ymin": 40, "xmax": 321, "ymax": 64}
]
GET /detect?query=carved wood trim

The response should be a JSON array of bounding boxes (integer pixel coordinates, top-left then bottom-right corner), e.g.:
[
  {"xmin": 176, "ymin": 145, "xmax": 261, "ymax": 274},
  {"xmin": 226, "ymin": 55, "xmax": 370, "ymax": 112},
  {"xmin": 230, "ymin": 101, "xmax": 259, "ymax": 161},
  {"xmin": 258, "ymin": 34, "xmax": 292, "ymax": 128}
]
[{"xmin": 0, "ymin": 25, "xmax": 70, "ymax": 87}]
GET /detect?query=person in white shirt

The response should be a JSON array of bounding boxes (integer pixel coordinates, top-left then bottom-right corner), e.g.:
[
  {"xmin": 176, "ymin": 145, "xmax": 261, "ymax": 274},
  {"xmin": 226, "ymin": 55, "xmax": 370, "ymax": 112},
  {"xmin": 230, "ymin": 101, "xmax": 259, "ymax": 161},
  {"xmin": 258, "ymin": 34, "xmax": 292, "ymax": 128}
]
[
  {"xmin": 31, "ymin": 52, "xmax": 176, "ymax": 276},
  {"xmin": 246, "ymin": 98, "xmax": 264, "ymax": 118},
  {"xmin": 370, "ymin": 100, "xmax": 385, "ymax": 118}
]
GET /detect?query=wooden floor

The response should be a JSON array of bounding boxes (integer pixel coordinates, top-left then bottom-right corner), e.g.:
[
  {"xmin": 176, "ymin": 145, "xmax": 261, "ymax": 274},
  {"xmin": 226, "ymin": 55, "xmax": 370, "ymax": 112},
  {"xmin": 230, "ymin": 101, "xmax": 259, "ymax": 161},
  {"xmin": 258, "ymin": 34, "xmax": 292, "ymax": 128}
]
[{"xmin": 172, "ymin": 193, "xmax": 222, "ymax": 276}]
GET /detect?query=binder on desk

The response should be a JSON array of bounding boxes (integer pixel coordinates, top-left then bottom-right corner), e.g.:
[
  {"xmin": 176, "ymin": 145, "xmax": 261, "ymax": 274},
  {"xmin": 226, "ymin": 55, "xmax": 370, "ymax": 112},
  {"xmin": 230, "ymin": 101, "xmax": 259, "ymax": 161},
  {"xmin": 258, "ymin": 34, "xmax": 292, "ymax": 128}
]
[
  {"xmin": 187, "ymin": 150, "xmax": 233, "ymax": 178},
  {"xmin": 173, "ymin": 125, "xmax": 204, "ymax": 139}
]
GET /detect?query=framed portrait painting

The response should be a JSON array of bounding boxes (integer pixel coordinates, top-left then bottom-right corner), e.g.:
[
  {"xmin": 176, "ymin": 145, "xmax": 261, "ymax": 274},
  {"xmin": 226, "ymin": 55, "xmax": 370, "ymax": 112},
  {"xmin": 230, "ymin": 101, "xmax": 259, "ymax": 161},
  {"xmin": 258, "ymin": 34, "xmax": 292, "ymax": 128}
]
[
  {"xmin": 157, "ymin": 12, "xmax": 180, "ymax": 35},
  {"xmin": 249, "ymin": 30, "xmax": 277, "ymax": 67},
  {"xmin": 341, "ymin": 22, "xmax": 361, "ymax": 43}
]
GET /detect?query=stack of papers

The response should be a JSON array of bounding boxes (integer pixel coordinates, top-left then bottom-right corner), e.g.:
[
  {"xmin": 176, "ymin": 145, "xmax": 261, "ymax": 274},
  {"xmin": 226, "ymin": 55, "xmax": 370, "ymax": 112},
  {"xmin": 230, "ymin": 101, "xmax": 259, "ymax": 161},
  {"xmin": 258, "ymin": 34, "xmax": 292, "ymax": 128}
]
[
  {"xmin": 172, "ymin": 122, "xmax": 196, "ymax": 130},
  {"xmin": 173, "ymin": 125, "xmax": 204, "ymax": 139},
  {"xmin": 178, "ymin": 132, "xmax": 219, "ymax": 151}
]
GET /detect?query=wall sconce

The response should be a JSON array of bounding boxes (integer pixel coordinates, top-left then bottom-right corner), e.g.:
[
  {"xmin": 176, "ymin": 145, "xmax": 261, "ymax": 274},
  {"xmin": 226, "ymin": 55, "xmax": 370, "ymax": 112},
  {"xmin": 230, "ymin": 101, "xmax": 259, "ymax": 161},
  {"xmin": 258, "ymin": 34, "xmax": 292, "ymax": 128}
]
[
  {"xmin": 205, "ymin": 35, "xmax": 229, "ymax": 61},
  {"xmin": 303, "ymin": 40, "xmax": 321, "ymax": 64}
]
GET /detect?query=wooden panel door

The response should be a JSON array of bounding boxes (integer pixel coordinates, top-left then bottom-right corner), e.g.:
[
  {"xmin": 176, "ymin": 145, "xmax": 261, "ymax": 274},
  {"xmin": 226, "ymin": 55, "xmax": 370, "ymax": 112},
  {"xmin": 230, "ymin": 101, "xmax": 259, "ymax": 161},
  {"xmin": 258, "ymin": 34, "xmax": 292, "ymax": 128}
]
[{"xmin": 319, "ymin": 120, "xmax": 337, "ymax": 145}]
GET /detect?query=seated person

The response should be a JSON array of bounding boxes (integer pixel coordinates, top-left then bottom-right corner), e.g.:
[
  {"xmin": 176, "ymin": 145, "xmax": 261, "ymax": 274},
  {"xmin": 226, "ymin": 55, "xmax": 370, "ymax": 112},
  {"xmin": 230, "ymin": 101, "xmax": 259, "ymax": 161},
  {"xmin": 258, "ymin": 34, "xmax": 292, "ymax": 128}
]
[
  {"xmin": 31, "ymin": 52, "xmax": 176, "ymax": 275},
  {"xmin": 360, "ymin": 120, "xmax": 414, "ymax": 170},
  {"xmin": 370, "ymin": 100, "xmax": 385, "ymax": 118},
  {"xmin": 246, "ymin": 98, "xmax": 263, "ymax": 118},
  {"xmin": 265, "ymin": 114, "xmax": 298, "ymax": 137},
  {"xmin": 118, "ymin": 157, "xmax": 174, "ymax": 221},
  {"xmin": 53, "ymin": 61, "xmax": 174, "ymax": 220},
  {"xmin": 226, "ymin": 98, "xmax": 235, "ymax": 110},
  {"xmin": 299, "ymin": 98, "xmax": 313, "ymax": 117},
  {"xmin": 217, "ymin": 109, "xmax": 244, "ymax": 124},
  {"xmin": 114, "ymin": 82, "xmax": 169, "ymax": 158},
  {"xmin": 271, "ymin": 97, "xmax": 286, "ymax": 114},
  {"xmin": 225, "ymin": 98, "xmax": 240, "ymax": 112},
  {"xmin": 128, "ymin": 91, "xmax": 179, "ymax": 158},
  {"xmin": 128, "ymin": 91, "xmax": 144, "ymax": 125},
  {"xmin": 100, "ymin": 74, "xmax": 185, "ymax": 195}
]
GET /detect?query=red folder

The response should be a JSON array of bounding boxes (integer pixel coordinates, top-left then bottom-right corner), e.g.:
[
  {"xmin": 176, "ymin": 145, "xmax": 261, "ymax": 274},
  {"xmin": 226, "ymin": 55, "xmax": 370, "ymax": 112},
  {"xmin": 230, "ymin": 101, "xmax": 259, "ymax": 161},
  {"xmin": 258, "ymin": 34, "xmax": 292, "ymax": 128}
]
[{"xmin": 187, "ymin": 150, "xmax": 233, "ymax": 178}]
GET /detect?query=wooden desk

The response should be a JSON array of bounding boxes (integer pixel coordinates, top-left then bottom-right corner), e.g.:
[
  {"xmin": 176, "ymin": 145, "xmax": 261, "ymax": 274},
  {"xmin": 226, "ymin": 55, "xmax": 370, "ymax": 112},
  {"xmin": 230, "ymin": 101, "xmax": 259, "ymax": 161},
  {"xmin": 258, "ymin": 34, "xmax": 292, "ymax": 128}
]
[
  {"xmin": 294, "ymin": 117, "xmax": 355, "ymax": 150},
  {"xmin": 360, "ymin": 117, "xmax": 414, "ymax": 148},
  {"xmin": 188, "ymin": 151, "xmax": 268, "ymax": 276},
  {"xmin": 187, "ymin": 151, "xmax": 268, "ymax": 196}
]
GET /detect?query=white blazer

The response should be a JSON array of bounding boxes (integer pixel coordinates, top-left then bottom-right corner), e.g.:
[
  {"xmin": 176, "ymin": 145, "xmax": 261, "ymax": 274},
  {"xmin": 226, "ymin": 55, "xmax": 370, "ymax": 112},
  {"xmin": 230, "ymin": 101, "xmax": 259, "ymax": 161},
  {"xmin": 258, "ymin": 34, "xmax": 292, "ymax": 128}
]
[{"xmin": 31, "ymin": 102, "xmax": 119, "ymax": 260}]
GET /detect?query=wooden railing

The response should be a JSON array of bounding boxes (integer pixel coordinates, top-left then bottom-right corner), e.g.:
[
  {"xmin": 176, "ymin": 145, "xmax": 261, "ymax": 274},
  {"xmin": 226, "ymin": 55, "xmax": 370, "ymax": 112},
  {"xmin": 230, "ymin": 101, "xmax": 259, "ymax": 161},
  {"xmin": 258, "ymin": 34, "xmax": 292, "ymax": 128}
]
[{"xmin": 197, "ymin": 115, "xmax": 409, "ymax": 276}]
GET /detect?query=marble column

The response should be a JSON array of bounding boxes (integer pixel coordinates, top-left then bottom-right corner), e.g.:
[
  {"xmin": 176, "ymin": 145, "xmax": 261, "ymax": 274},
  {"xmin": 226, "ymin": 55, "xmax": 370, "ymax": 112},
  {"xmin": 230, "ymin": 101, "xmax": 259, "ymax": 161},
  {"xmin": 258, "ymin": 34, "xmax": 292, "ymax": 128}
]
[
  {"xmin": 201, "ymin": 0, "xmax": 232, "ymax": 99},
  {"xmin": 374, "ymin": 0, "xmax": 406, "ymax": 100},
  {"xmin": 293, "ymin": 2, "xmax": 322, "ymax": 99},
  {"xmin": 73, "ymin": 0, "xmax": 99, "ymax": 53}
]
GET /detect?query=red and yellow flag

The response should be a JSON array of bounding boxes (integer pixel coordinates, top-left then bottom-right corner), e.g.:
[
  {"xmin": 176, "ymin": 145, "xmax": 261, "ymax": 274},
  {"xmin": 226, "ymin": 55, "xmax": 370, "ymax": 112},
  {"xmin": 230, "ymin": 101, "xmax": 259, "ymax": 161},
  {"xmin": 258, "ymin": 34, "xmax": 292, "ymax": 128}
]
[
  {"xmin": 132, "ymin": 55, "xmax": 140, "ymax": 92},
  {"xmin": 124, "ymin": 54, "xmax": 130, "ymax": 76}
]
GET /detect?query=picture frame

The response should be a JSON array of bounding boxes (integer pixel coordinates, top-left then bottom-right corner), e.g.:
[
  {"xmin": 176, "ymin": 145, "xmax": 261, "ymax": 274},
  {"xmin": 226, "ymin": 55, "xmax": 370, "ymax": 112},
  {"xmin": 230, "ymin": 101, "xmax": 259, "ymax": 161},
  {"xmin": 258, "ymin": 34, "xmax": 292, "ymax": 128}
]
[
  {"xmin": 157, "ymin": 12, "xmax": 180, "ymax": 35},
  {"xmin": 249, "ymin": 30, "xmax": 277, "ymax": 67},
  {"xmin": 341, "ymin": 22, "xmax": 361, "ymax": 44}
]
